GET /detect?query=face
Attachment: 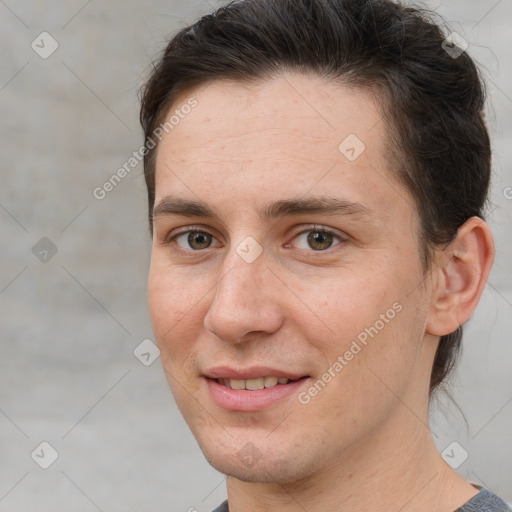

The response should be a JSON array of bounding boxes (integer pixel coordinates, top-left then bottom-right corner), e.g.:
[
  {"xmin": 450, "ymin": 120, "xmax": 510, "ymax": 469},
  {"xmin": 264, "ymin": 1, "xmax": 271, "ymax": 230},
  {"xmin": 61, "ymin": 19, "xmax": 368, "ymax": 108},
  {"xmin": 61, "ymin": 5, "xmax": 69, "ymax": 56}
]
[{"xmin": 148, "ymin": 72, "xmax": 437, "ymax": 484}]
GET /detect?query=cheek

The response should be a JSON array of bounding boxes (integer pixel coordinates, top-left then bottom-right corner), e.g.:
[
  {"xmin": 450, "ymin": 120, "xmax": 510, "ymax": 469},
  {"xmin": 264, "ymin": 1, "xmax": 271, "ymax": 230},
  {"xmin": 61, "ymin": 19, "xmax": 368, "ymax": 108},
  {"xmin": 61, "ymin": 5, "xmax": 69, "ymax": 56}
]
[
  {"xmin": 299, "ymin": 308, "xmax": 423, "ymax": 439},
  {"xmin": 296, "ymin": 269, "xmax": 392, "ymax": 341},
  {"xmin": 148, "ymin": 266, "xmax": 208, "ymax": 406},
  {"xmin": 147, "ymin": 260, "xmax": 207, "ymax": 362},
  {"xmin": 296, "ymin": 266, "xmax": 424, "ymax": 393}
]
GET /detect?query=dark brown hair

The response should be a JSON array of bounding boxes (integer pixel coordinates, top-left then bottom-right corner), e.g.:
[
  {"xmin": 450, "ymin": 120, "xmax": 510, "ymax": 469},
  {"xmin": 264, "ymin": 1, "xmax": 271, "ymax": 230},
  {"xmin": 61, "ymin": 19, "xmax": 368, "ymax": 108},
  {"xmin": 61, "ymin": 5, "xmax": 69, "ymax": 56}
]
[{"xmin": 139, "ymin": 0, "xmax": 491, "ymax": 395}]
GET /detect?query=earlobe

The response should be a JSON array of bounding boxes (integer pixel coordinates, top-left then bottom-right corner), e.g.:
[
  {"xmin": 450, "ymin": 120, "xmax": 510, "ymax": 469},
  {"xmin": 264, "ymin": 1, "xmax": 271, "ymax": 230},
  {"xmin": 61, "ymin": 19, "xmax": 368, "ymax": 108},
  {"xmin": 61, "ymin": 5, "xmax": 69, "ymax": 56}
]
[{"xmin": 425, "ymin": 217, "xmax": 495, "ymax": 337}]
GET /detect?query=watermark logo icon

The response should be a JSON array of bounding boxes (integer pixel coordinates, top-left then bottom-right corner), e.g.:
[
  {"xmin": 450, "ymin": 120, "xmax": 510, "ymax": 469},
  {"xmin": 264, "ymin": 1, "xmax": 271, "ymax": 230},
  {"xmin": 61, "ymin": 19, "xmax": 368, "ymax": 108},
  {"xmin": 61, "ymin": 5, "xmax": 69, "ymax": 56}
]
[
  {"xmin": 134, "ymin": 338, "xmax": 160, "ymax": 366},
  {"xmin": 236, "ymin": 236, "xmax": 263, "ymax": 263},
  {"xmin": 32, "ymin": 237, "xmax": 58, "ymax": 263},
  {"xmin": 442, "ymin": 32, "xmax": 468, "ymax": 59},
  {"xmin": 237, "ymin": 442, "xmax": 262, "ymax": 468},
  {"xmin": 338, "ymin": 134, "xmax": 366, "ymax": 162},
  {"xmin": 31, "ymin": 441, "xmax": 59, "ymax": 469},
  {"xmin": 31, "ymin": 32, "xmax": 59, "ymax": 59},
  {"xmin": 441, "ymin": 441, "xmax": 469, "ymax": 469}
]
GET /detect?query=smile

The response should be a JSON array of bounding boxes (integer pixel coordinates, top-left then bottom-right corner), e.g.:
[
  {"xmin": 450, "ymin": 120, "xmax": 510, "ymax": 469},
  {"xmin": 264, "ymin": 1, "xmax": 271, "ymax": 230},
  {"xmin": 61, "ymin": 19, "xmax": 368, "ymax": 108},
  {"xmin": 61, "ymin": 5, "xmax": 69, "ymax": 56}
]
[
  {"xmin": 216, "ymin": 376, "xmax": 297, "ymax": 390},
  {"xmin": 204, "ymin": 369, "xmax": 310, "ymax": 411}
]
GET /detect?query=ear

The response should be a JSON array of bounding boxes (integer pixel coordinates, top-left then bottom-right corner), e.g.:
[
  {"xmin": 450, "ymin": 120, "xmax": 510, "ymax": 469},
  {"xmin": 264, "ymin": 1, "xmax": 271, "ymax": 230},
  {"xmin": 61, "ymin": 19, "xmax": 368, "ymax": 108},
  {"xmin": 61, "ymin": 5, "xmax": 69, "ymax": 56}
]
[{"xmin": 426, "ymin": 216, "xmax": 495, "ymax": 337}]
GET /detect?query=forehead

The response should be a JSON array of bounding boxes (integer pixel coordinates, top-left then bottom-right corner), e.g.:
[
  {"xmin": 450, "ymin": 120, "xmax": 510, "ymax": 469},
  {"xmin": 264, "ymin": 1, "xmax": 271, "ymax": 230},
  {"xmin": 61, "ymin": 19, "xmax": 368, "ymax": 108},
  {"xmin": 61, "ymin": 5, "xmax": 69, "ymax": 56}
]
[{"xmin": 153, "ymin": 72, "xmax": 414, "ymax": 226}]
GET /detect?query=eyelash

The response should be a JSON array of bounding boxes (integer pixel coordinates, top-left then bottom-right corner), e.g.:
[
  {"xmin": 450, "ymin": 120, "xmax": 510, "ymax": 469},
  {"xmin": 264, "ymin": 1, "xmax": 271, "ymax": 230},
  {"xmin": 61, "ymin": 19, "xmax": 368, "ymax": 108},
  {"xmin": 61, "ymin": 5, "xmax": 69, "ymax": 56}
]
[{"xmin": 166, "ymin": 224, "xmax": 346, "ymax": 255}]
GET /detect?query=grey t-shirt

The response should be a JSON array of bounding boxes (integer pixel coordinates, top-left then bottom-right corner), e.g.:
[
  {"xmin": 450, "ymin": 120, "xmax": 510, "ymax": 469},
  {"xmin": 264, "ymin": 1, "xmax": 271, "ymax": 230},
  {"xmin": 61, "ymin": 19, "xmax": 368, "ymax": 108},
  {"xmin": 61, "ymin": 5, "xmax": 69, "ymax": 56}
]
[{"xmin": 210, "ymin": 486, "xmax": 511, "ymax": 511}]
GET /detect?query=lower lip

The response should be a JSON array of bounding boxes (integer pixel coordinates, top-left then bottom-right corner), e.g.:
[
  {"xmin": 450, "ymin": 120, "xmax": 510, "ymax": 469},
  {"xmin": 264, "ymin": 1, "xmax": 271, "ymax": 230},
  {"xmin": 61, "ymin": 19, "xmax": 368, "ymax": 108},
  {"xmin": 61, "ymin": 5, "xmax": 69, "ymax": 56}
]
[{"xmin": 205, "ymin": 377, "xmax": 308, "ymax": 411}]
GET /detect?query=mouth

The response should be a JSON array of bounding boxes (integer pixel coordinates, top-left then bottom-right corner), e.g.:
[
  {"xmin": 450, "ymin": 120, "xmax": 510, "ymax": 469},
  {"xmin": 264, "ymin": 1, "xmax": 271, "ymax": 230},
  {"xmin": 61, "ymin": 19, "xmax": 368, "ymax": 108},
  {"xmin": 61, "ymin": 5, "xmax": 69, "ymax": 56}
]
[{"xmin": 203, "ymin": 367, "xmax": 310, "ymax": 411}]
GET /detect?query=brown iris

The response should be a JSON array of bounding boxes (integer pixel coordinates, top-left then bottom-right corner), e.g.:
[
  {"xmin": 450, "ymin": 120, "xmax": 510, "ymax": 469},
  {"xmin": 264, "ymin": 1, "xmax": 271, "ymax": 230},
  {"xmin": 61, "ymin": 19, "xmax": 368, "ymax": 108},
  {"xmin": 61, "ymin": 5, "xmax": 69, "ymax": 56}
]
[
  {"xmin": 307, "ymin": 231, "xmax": 334, "ymax": 250},
  {"xmin": 187, "ymin": 231, "xmax": 212, "ymax": 249}
]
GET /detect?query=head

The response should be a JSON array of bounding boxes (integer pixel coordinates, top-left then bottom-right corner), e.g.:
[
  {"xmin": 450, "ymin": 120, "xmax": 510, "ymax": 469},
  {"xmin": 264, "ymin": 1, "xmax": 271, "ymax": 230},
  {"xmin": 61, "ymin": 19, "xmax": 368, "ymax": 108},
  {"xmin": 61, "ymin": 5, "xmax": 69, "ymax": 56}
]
[{"xmin": 141, "ymin": 0, "xmax": 493, "ymax": 484}]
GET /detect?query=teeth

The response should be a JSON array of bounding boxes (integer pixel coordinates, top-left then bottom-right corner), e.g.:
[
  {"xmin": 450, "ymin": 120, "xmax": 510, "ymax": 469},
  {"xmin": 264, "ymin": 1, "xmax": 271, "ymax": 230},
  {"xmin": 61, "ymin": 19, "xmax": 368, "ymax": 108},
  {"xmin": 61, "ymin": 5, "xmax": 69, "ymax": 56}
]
[
  {"xmin": 219, "ymin": 376, "xmax": 292, "ymax": 390},
  {"xmin": 246, "ymin": 377, "xmax": 264, "ymax": 390},
  {"xmin": 229, "ymin": 379, "xmax": 246, "ymax": 390},
  {"xmin": 264, "ymin": 376, "xmax": 279, "ymax": 387}
]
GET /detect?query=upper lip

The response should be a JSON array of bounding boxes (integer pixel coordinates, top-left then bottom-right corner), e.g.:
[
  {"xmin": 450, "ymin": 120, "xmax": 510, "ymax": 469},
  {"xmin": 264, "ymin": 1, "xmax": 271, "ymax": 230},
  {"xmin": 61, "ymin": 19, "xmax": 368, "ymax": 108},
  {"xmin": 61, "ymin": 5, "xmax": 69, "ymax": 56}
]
[{"xmin": 204, "ymin": 366, "xmax": 307, "ymax": 381}]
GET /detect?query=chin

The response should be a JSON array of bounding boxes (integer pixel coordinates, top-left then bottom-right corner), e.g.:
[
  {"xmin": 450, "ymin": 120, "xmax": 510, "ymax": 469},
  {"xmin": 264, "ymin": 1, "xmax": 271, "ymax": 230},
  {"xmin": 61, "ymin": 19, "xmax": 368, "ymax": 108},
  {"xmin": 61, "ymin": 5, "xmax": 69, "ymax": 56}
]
[
  {"xmin": 196, "ymin": 433, "xmax": 320, "ymax": 485},
  {"xmin": 204, "ymin": 453, "xmax": 304, "ymax": 485}
]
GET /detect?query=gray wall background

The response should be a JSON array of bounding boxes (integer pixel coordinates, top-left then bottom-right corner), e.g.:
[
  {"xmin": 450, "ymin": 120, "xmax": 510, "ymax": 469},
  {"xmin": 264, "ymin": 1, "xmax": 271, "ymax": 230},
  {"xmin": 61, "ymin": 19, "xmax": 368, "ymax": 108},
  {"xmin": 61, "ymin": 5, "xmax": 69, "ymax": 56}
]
[{"xmin": 1, "ymin": 1, "xmax": 511, "ymax": 510}]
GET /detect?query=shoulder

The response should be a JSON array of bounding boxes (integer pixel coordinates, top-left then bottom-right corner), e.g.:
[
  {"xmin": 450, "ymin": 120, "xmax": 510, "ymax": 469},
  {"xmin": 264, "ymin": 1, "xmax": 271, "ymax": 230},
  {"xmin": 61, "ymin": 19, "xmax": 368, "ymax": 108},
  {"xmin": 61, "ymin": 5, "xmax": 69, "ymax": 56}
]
[
  {"xmin": 457, "ymin": 487, "xmax": 511, "ymax": 512},
  {"xmin": 208, "ymin": 490, "xmax": 511, "ymax": 512},
  {"xmin": 210, "ymin": 500, "xmax": 229, "ymax": 512}
]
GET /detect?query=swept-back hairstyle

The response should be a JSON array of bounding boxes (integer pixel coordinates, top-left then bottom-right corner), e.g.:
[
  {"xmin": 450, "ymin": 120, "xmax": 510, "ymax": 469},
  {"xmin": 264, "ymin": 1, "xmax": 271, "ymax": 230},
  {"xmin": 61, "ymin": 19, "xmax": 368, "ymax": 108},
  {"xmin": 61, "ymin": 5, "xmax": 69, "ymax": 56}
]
[{"xmin": 140, "ymin": 0, "xmax": 491, "ymax": 394}]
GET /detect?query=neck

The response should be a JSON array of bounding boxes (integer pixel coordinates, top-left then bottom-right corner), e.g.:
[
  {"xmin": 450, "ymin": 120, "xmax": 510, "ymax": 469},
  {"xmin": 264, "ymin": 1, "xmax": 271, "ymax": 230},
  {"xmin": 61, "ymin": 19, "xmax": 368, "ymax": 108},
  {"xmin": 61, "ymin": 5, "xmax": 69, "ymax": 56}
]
[{"xmin": 225, "ymin": 404, "xmax": 478, "ymax": 512}]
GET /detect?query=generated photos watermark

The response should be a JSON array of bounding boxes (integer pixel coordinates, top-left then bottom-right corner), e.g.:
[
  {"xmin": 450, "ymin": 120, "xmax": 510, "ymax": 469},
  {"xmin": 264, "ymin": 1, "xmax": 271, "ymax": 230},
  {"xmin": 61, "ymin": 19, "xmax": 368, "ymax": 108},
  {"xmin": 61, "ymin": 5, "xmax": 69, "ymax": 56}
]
[
  {"xmin": 93, "ymin": 97, "xmax": 198, "ymax": 200},
  {"xmin": 298, "ymin": 302, "xmax": 403, "ymax": 404}
]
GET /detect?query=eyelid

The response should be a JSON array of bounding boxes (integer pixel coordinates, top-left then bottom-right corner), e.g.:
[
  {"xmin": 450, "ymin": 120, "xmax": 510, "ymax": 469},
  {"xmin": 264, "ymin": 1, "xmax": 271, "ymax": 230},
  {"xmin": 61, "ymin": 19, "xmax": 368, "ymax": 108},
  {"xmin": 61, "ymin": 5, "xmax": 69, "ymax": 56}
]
[
  {"xmin": 165, "ymin": 225, "xmax": 218, "ymax": 242},
  {"xmin": 166, "ymin": 225, "xmax": 222, "ymax": 247}
]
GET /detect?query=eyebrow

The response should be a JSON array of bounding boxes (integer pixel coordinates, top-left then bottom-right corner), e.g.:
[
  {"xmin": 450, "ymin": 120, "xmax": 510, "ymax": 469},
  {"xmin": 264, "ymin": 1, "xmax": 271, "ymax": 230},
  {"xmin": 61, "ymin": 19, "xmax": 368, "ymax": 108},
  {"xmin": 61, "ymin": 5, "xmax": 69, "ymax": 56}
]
[{"xmin": 152, "ymin": 195, "xmax": 374, "ymax": 222}]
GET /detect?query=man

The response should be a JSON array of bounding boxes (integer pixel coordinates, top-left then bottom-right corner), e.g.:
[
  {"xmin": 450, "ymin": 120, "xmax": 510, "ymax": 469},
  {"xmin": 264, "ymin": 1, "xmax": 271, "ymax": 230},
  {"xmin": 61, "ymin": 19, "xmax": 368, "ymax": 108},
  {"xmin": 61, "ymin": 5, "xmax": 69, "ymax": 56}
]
[{"xmin": 139, "ymin": 0, "xmax": 510, "ymax": 510}]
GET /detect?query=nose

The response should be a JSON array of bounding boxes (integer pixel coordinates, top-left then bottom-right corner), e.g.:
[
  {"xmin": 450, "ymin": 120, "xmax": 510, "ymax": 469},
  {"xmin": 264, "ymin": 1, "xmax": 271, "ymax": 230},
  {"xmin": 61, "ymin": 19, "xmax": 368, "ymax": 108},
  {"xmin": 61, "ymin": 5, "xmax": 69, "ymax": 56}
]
[{"xmin": 203, "ymin": 246, "xmax": 284, "ymax": 344}]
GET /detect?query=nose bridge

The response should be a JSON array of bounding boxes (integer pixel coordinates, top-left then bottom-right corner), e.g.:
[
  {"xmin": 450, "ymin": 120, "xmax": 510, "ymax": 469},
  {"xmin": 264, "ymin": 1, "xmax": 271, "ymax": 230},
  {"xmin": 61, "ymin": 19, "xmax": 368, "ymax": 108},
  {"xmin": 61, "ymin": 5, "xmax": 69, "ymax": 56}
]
[{"xmin": 204, "ymin": 243, "xmax": 283, "ymax": 343}]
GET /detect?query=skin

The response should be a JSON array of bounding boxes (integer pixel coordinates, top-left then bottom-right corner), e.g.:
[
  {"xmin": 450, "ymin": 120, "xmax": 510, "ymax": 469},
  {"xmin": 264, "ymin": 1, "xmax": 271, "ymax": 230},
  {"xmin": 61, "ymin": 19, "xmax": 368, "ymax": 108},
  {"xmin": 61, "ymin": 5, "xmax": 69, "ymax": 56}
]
[{"xmin": 147, "ymin": 72, "xmax": 494, "ymax": 511}]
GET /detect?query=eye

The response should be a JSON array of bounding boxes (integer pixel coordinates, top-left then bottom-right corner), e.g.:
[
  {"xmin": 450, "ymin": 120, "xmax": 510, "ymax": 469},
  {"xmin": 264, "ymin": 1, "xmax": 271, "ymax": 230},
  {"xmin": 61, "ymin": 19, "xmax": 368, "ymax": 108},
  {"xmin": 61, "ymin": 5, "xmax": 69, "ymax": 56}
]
[
  {"xmin": 291, "ymin": 227, "xmax": 344, "ymax": 251},
  {"xmin": 173, "ymin": 230, "xmax": 221, "ymax": 250}
]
